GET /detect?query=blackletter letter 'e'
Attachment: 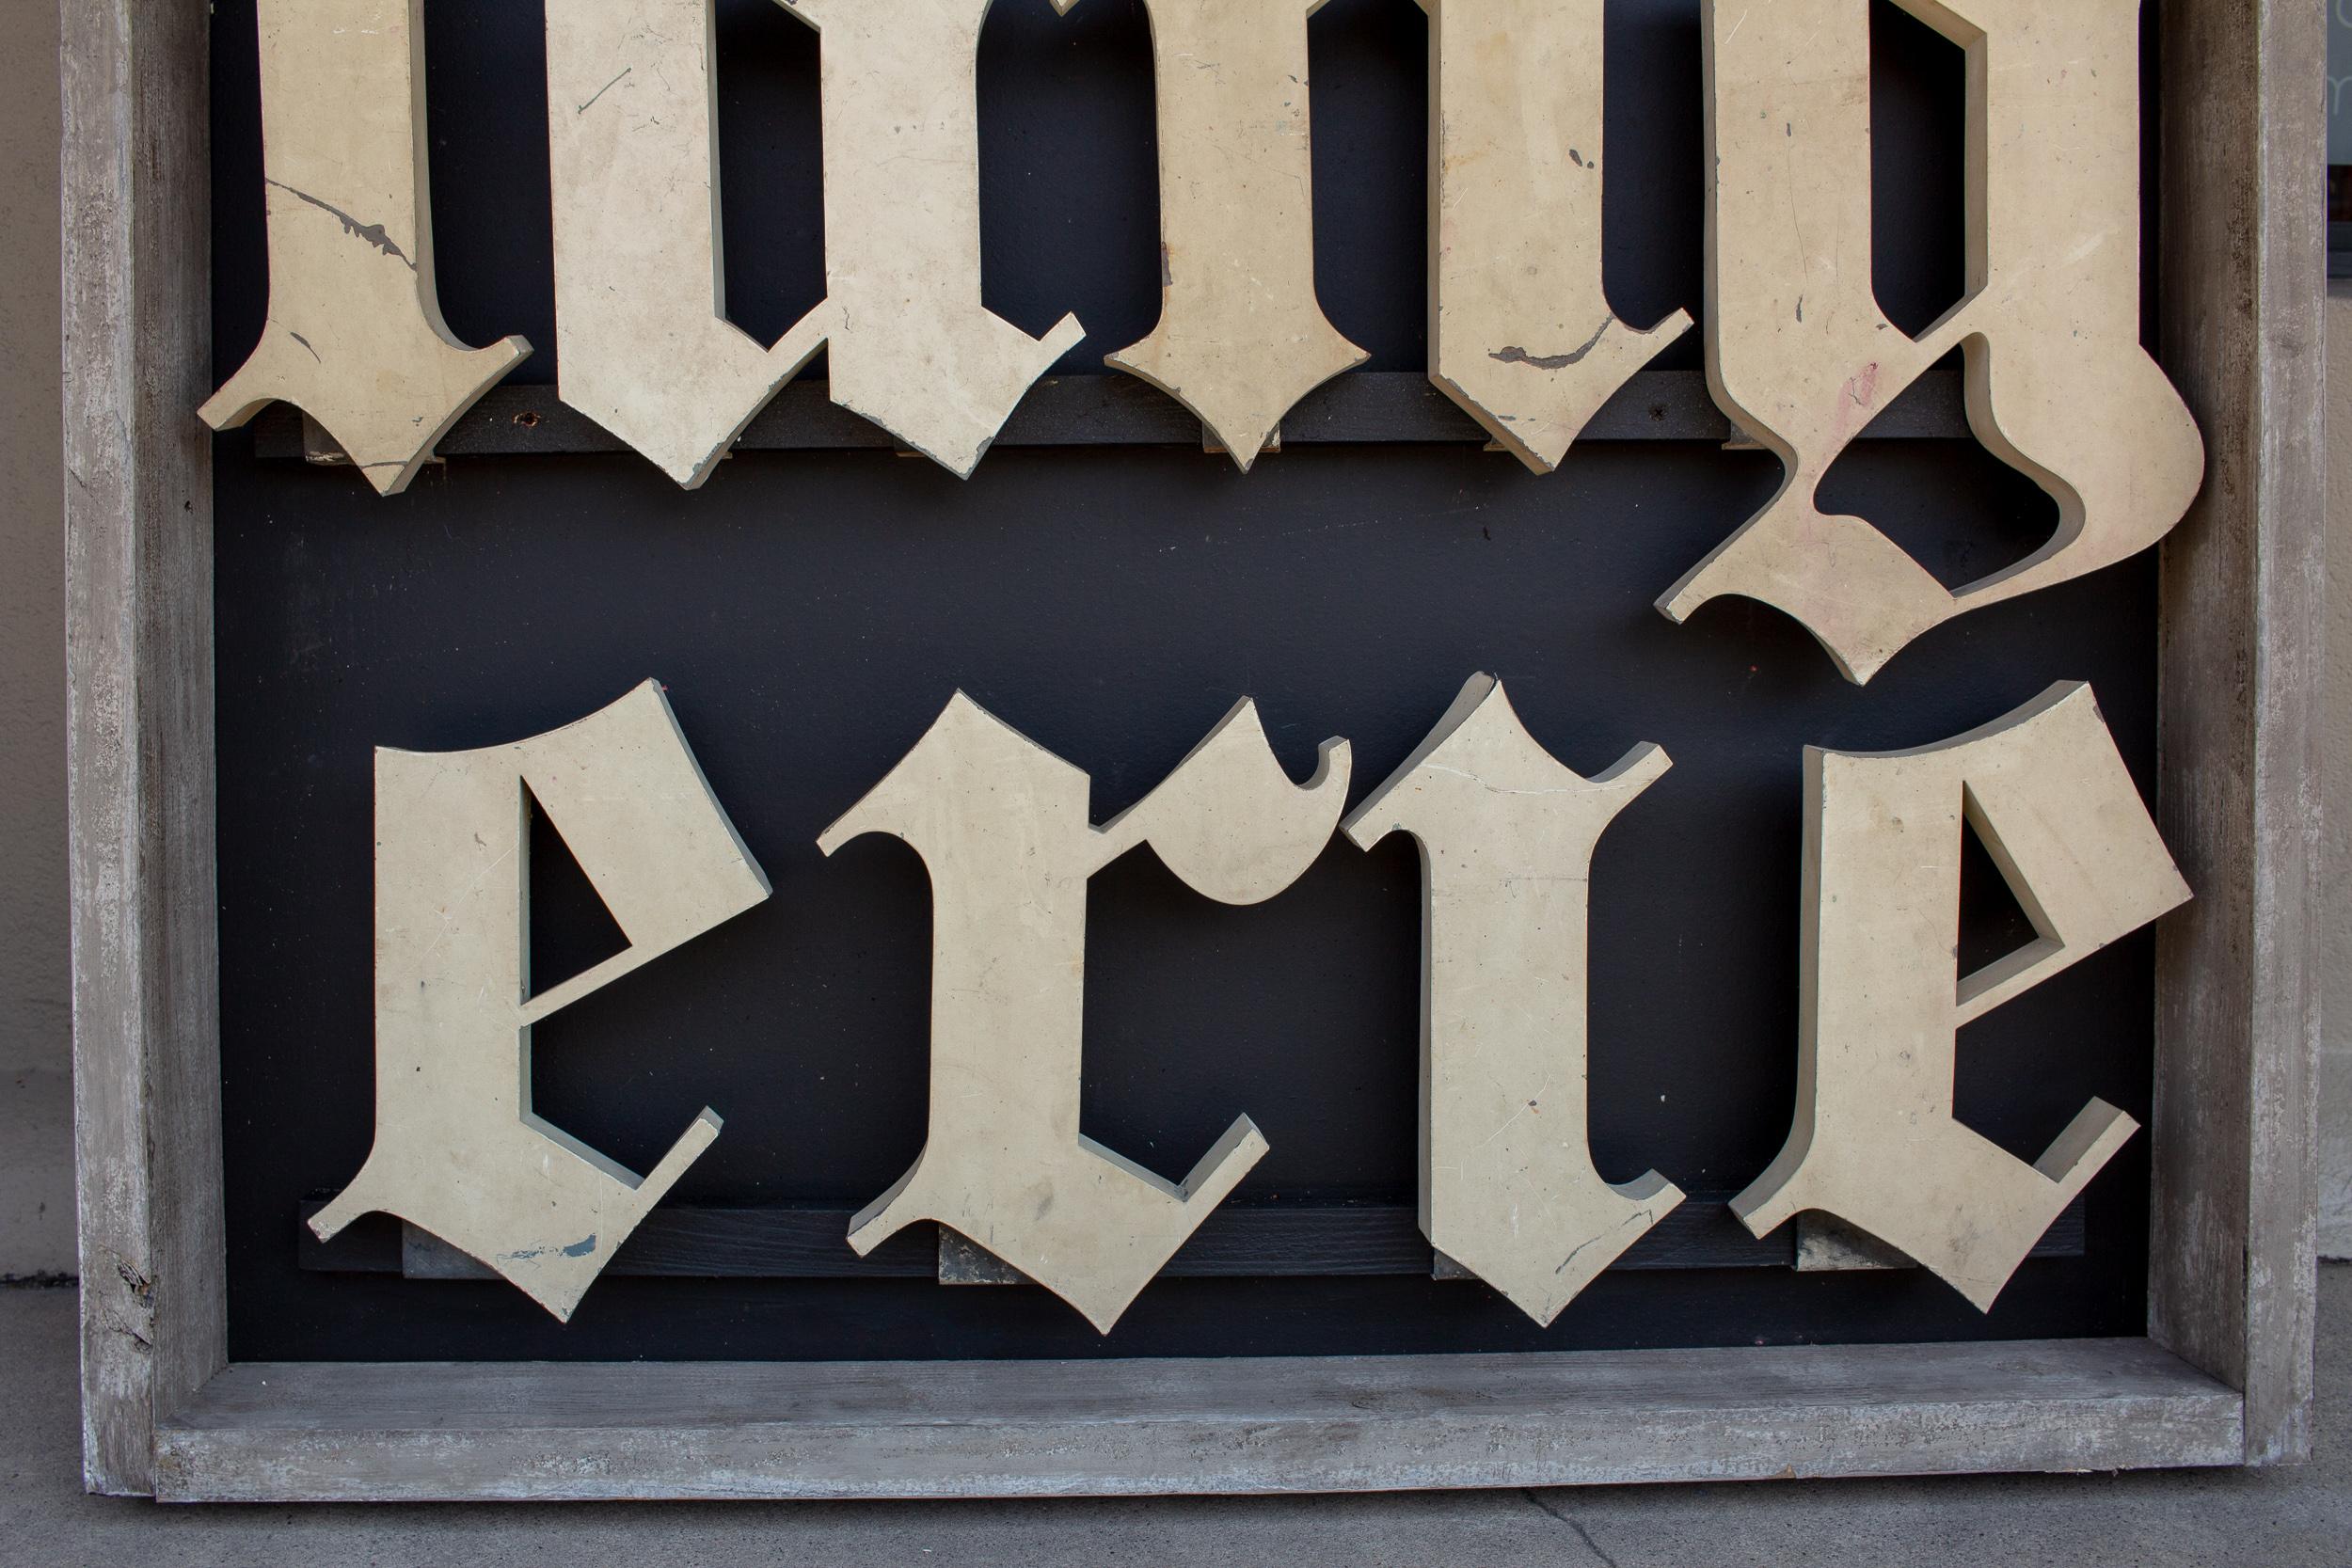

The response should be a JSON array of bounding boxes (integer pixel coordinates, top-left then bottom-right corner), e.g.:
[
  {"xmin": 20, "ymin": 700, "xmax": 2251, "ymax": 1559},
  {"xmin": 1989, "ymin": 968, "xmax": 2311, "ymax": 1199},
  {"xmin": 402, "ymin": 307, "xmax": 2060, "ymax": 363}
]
[
  {"xmin": 1733, "ymin": 684, "xmax": 2190, "ymax": 1307},
  {"xmin": 310, "ymin": 684, "xmax": 770, "ymax": 1322}
]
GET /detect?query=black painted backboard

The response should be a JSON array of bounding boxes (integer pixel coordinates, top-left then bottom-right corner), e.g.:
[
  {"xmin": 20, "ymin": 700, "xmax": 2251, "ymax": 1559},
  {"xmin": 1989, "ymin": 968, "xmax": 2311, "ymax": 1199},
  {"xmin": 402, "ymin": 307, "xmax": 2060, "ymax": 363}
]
[{"xmin": 209, "ymin": 0, "xmax": 2166, "ymax": 1362}]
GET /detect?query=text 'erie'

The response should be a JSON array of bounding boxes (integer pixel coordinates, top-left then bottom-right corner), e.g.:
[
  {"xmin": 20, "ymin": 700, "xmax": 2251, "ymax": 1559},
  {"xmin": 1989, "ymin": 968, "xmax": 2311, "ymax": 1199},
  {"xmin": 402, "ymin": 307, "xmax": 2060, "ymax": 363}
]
[{"xmin": 310, "ymin": 677, "xmax": 2188, "ymax": 1332}]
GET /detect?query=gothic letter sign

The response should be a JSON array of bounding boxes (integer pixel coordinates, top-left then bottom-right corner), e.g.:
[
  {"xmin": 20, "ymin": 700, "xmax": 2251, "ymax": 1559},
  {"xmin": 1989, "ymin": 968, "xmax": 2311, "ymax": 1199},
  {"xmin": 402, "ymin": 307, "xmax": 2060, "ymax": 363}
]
[
  {"xmin": 225, "ymin": 1, "xmax": 2205, "ymax": 1340},
  {"xmin": 202, "ymin": 0, "xmax": 529, "ymax": 494},
  {"xmin": 1345, "ymin": 675, "xmax": 1680, "ymax": 1324},
  {"xmin": 547, "ymin": 0, "xmax": 1077, "ymax": 485},
  {"xmin": 1421, "ymin": 0, "xmax": 1692, "ymax": 472},
  {"xmin": 1103, "ymin": 0, "xmax": 1369, "ymax": 466},
  {"xmin": 208, "ymin": 0, "xmax": 2206, "ymax": 698},
  {"xmin": 1659, "ymin": 0, "xmax": 2203, "ymax": 683},
  {"xmin": 820, "ymin": 696, "xmax": 1350, "ymax": 1332},
  {"xmin": 543, "ymin": 0, "xmax": 835, "ymax": 488},
  {"xmin": 1732, "ymin": 683, "xmax": 2191, "ymax": 1307},
  {"xmin": 780, "ymin": 0, "xmax": 1086, "ymax": 472},
  {"xmin": 321, "ymin": 671, "xmax": 2182, "ymax": 1326},
  {"xmin": 310, "ymin": 684, "xmax": 770, "ymax": 1321}
]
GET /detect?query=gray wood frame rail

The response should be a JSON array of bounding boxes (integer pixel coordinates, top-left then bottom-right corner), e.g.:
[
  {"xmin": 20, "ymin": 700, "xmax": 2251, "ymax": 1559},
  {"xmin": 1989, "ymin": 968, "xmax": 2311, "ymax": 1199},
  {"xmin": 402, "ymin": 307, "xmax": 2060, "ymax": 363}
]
[
  {"xmin": 153, "ymin": 1339, "xmax": 2241, "ymax": 1502},
  {"xmin": 64, "ymin": 0, "xmax": 2325, "ymax": 1500}
]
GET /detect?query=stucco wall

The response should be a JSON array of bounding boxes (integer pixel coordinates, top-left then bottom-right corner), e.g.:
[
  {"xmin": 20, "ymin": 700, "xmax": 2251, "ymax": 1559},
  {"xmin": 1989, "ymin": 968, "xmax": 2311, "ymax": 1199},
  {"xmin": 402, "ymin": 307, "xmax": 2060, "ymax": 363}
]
[{"xmin": 0, "ymin": 0, "xmax": 66, "ymax": 1278}]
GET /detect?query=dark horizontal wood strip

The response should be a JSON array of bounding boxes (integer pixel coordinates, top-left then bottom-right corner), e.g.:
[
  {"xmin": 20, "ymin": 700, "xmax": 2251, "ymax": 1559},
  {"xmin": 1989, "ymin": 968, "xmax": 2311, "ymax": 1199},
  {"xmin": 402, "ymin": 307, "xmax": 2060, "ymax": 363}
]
[
  {"xmin": 298, "ymin": 1192, "xmax": 2085, "ymax": 1281},
  {"xmin": 249, "ymin": 370, "xmax": 1973, "ymax": 462}
]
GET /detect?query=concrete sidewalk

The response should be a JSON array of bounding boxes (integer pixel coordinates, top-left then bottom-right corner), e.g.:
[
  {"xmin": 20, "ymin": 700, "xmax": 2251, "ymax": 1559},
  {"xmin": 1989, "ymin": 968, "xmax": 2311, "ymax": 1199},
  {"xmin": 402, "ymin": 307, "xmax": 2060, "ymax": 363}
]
[{"xmin": 3, "ymin": 1271, "xmax": 2345, "ymax": 1567}]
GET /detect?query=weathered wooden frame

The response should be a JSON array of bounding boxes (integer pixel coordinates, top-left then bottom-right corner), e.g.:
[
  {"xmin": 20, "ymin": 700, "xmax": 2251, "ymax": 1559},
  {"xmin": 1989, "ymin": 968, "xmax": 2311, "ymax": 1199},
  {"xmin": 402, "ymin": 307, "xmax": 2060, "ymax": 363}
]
[{"xmin": 64, "ymin": 0, "xmax": 2322, "ymax": 1499}]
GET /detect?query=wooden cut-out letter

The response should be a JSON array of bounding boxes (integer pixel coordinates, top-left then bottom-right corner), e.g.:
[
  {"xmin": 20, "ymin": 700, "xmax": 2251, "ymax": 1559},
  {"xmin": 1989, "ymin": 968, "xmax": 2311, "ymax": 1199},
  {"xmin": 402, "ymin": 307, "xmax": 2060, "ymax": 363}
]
[
  {"xmin": 548, "ymin": 0, "xmax": 1079, "ymax": 484},
  {"xmin": 821, "ymin": 696, "xmax": 1350, "ymax": 1331},
  {"xmin": 1732, "ymin": 682, "xmax": 2191, "ymax": 1309},
  {"xmin": 1104, "ymin": 0, "xmax": 1369, "ymax": 467},
  {"xmin": 1421, "ymin": 0, "xmax": 1692, "ymax": 472},
  {"xmin": 546, "ymin": 0, "xmax": 834, "ymax": 488},
  {"xmin": 777, "ymin": 0, "xmax": 1086, "ymax": 473},
  {"xmin": 1345, "ymin": 675, "xmax": 1679, "ymax": 1323},
  {"xmin": 1659, "ymin": 0, "xmax": 2203, "ymax": 683},
  {"xmin": 201, "ymin": 0, "xmax": 530, "ymax": 496},
  {"xmin": 310, "ymin": 683, "xmax": 771, "ymax": 1321}
]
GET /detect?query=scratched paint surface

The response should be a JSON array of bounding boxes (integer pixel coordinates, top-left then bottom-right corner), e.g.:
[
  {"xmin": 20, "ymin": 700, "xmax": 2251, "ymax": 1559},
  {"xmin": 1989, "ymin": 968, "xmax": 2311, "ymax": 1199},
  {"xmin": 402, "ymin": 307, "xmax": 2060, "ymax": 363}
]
[{"xmin": 199, "ymin": 0, "xmax": 528, "ymax": 494}]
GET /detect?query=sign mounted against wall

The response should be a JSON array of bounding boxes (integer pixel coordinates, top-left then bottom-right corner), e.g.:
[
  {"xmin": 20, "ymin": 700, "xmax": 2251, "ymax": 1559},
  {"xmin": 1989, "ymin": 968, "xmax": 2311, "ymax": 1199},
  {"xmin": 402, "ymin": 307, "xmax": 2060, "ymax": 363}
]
[
  {"xmin": 69, "ymin": 0, "xmax": 2324, "ymax": 1506},
  {"xmin": 206, "ymin": 0, "xmax": 2199, "ymax": 686}
]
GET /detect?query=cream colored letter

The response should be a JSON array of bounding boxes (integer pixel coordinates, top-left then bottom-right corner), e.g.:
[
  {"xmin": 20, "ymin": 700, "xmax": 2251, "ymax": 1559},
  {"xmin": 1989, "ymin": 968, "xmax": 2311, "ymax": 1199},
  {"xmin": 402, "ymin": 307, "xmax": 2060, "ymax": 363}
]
[
  {"xmin": 548, "ymin": 0, "xmax": 1079, "ymax": 485},
  {"xmin": 777, "ymin": 0, "xmax": 1085, "ymax": 472},
  {"xmin": 1659, "ymin": 0, "xmax": 2202, "ymax": 683},
  {"xmin": 1732, "ymin": 683, "xmax": 2191, "ymax": 1308},
  {"xmin": 310, "ymin": 683, "xmax": 771, "ymax": 1322},
  {"xmin": 1422, "ymin": 0, "xmax": 1692, "ymax": 472},
  {"xmin": 201, "ymin": 0, "xmax": 530, "ymax": 496},
  {"xmin": 1105, "ymin": 0, "xmax": 1369, "ymax": 467},
  {"xmin": 546, "ymin": 0, "xmax": 833, "ymax": 488},
  {"xmin": 821, "ymin": 696, "xmax": 1350, "ymax": 1331},
  {"xmin": 1344, "ymin": 675, "xmax": 1679, "ymax": 1323}
]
